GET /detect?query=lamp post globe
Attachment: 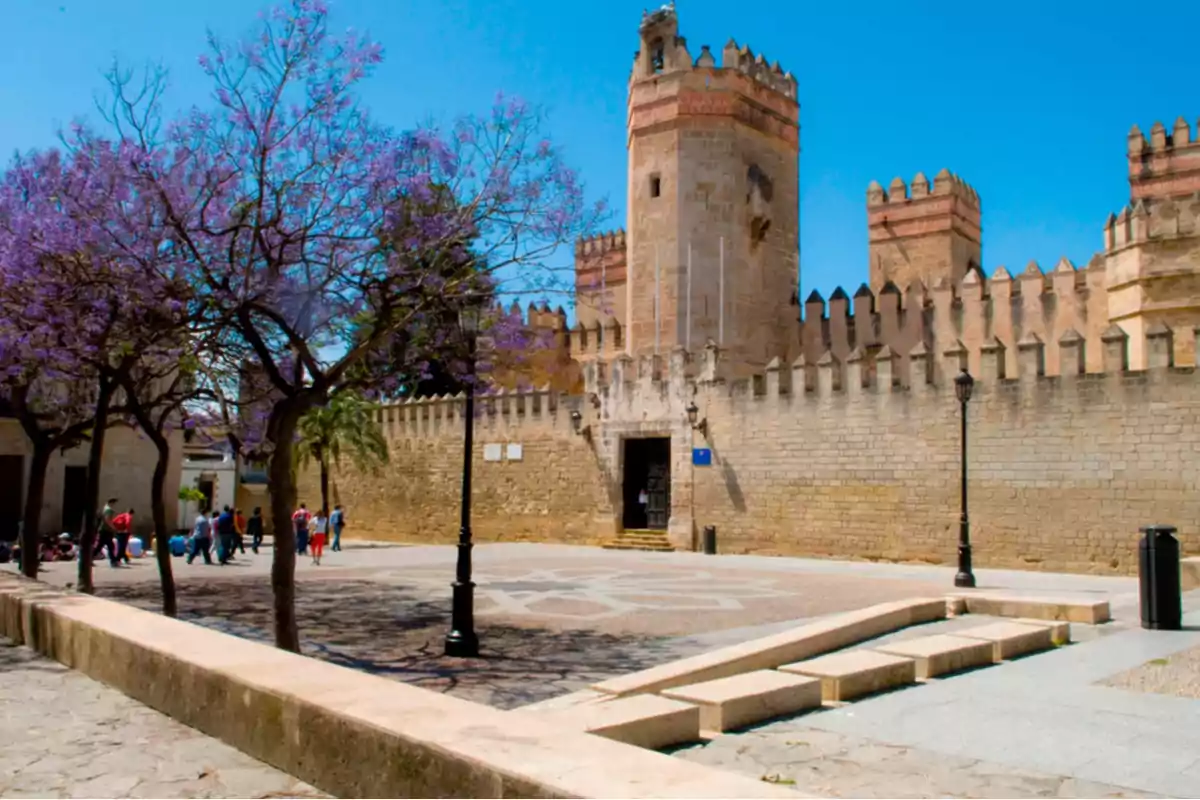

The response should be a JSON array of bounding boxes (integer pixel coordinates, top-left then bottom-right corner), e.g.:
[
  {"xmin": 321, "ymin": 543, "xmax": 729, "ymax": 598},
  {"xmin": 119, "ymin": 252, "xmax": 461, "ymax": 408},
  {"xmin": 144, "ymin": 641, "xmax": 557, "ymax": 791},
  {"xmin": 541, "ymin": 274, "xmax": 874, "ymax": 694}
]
[
  {"xmin": 686, "ymin": 401, "xmax": 699, "ymax": 427},
  {"xmin": 954, "ymin": 368, "xmax": 975, "ymax": 404}
]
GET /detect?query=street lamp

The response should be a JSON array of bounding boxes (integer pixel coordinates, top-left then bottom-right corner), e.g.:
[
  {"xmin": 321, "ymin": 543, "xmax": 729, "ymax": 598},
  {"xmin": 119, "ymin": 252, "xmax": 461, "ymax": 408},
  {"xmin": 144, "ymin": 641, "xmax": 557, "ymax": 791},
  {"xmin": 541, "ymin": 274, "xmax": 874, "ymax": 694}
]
[
  {"xmin": 954, "ymin": 368, "xmax": 976, "ymax": 589},
  {"xmin": 445, "ymin": 293, "xmax": 484, "ymax": 658}
]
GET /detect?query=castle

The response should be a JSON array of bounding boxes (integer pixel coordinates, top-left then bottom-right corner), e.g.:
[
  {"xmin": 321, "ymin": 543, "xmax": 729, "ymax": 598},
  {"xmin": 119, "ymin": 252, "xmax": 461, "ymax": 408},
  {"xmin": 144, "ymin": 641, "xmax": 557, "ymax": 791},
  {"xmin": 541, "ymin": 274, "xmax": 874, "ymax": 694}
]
[{"xmin": 304, "ymin": 6, "xmax": 1200, "ymax": 575}]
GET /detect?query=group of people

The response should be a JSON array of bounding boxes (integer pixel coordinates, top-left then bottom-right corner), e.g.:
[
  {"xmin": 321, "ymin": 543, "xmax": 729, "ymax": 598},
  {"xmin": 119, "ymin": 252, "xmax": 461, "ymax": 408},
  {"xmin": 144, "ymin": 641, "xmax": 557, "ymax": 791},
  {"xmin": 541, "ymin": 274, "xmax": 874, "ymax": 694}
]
[
  {"xmin": 290, "ymin": 503, "xmax": 346, "ymax": 566},
  {"xmin": 168, "ymin": 503, "xmax": 347, "ymax": 566},
  {"xmin": 171, "ymin": 506, "xmax": 264, "ymax": 566}
]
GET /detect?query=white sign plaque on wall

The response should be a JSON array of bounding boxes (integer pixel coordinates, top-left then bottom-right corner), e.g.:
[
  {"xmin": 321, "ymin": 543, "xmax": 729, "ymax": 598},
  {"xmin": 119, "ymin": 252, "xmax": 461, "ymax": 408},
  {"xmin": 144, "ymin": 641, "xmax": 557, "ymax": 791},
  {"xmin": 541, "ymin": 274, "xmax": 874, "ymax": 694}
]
[
  {"xmin": 506, "ymin": 443, "xmax": 524, "ymax": 462},
  {"xmin": 483, "ymin": 443, "xmax": 503, "ymax": 462}
]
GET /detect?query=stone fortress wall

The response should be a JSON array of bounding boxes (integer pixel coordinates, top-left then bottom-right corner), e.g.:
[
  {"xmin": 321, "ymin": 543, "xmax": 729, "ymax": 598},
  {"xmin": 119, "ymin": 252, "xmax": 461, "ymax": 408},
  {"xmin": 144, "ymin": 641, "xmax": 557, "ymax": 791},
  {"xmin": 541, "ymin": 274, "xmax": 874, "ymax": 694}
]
[
  {"xmin": 322, "ymin": 317, "xmax": 1200, "ymax": 574},
  {"xmin": 299, "ymin": 6, "xmax": 1200, "ymax": 576}
]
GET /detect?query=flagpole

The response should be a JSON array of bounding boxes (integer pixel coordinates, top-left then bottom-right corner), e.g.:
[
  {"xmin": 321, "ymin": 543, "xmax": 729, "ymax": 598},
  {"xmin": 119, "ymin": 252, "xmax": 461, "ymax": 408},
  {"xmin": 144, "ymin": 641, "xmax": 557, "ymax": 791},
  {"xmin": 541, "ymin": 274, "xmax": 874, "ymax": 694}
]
[
  {"xmin": 655, "ymin": 244, "xmax": 661, "ymax": 355},
  {"xmin": 686, "ymin": 241, "xmax": 693, "ymax": 352},
  {"xmin": 718, "ymin": 236, "xmax": 725, "ymax": 346}
]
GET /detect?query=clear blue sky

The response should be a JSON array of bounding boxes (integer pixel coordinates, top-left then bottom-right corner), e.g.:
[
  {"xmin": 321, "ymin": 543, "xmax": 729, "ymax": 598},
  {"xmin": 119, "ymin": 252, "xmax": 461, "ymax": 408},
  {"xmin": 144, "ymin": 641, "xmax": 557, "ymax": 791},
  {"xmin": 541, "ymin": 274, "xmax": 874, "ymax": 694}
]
[{"xmin": 3, "ymin": 0, "xmax": 1197, "ymax": 308}]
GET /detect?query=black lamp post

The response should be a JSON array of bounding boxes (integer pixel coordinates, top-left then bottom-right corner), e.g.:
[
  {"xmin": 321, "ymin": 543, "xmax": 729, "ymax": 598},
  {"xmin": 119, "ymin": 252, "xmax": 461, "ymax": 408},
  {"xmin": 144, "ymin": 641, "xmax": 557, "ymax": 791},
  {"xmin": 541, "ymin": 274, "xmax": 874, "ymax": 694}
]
[
  {"xmin": 954, "ymin": 368, "xmax": 976, "ymax": 589},
  {"xmin": 445, "ymin": 294, "xmax": 483, "ymax": 658}
]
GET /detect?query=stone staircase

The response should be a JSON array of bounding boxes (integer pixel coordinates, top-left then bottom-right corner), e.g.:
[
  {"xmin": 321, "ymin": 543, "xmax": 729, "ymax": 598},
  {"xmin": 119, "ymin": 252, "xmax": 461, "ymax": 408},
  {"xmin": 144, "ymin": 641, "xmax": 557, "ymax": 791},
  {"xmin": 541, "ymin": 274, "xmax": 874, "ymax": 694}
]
[{"xmin": 601, "ymin": 529, "xmax": 674, "ymax": 552}]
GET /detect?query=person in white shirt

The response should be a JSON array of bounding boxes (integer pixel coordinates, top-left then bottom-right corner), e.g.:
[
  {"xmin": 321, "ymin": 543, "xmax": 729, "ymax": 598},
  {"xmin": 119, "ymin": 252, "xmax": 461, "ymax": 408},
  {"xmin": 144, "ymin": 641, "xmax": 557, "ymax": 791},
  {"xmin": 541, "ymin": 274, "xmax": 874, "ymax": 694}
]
[{"xmin": 310, "ymin": 510, "xmax": 329, "ymax": 566}]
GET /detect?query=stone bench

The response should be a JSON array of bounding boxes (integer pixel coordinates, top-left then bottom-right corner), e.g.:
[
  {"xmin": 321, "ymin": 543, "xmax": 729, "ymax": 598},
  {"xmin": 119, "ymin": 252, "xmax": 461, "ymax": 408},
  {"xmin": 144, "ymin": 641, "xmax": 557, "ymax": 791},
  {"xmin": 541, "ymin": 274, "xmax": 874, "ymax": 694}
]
[
  {"xmin": 661, "ymin": 670, "xmax": 822, "ymax": 733},
  {"xmin": 953, "ymin": 621, "xmax": 1054, "ymax": 662},
  {"xmin": 949, "ymin": 593, "xmax": 1110, "ymax": 624},
  {"xmin": 778, "ymin": 650, "xmax": 916, "ymax": 702},
  {"xmin": 874, "ymin": 634, "xmax": 995, "ymax": 679},
  {"xmin": 0, "ymin": 575, "xmax": 802, "ymax": 799},
  {"xmin": 521, "ymin": 694, "xmax": 701, "ymax": 751}
]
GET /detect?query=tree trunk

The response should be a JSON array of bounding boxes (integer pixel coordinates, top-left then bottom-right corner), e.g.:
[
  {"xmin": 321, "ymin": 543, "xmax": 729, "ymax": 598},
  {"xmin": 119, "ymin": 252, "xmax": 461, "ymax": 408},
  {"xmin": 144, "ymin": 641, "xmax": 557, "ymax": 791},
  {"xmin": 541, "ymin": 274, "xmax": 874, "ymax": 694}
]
[
  {"xmin": 77, "ymin": 378, "xmax": 114, "ymax": 595},
  {"xmin": 20, "ymin": 442, "xmax": 52, "ymax": 580},
  {"xmin": 149, "ymin": 433, "xmax": 177, "ymax": 617},
  {"xmin": 319, "ymin": 457, "xmax": 330, "ymax": 516},
  {"xmin": 269, "ymin": 406, "xmax": 303, "ymax": 653}
]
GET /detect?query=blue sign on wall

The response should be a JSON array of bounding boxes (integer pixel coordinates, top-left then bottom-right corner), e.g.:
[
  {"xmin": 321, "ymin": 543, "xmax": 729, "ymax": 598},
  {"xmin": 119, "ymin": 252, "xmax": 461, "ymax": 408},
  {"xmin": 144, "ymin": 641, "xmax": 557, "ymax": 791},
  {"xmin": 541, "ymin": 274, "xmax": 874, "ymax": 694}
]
[{"xmin": 692, "ymin": 448, "xmax": 713, "ymax": 466}]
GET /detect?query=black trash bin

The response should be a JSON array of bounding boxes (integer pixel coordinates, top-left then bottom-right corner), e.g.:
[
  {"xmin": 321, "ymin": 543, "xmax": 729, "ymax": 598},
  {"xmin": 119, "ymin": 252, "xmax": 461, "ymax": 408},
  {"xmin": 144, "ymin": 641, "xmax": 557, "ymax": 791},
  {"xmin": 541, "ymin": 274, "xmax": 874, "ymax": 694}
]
[
  {"xmin": 702, "ymin": 525, "xmax": 717, "ymax": 555},
  {"xmin": 1138, "ymin": 524, "xmax": 1182, "ymax": 631}
]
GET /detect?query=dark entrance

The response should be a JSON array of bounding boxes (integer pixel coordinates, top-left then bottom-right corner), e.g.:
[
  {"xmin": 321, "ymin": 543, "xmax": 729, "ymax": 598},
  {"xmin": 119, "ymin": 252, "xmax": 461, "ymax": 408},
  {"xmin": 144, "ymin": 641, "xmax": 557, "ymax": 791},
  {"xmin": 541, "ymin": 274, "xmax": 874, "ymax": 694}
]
[
  {"xmin": 622, "ymin": 437, "xmax": 671, "ymax": 530},
  {"xmin": 197, "ymin": 479, "xmax": 215, "ymax": 514},
  {"xmin": 0, "ymin": 455, "xmax": 23, "ymax": 542},
  {"xmin": 61, "ymin": 466, "xmax": 88, "ymax": 536}
]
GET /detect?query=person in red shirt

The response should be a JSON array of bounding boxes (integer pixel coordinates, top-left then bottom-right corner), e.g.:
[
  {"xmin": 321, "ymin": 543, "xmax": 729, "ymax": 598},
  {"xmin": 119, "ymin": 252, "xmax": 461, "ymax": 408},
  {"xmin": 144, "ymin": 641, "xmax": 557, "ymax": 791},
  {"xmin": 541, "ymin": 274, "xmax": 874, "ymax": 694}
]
[
  {"xmin": 111, "ymin": 508, "xmax": 134, "ymax": 565},
  {"xmin": 291, "ymin": 503, "xmax": 312, "ymax": 555}
]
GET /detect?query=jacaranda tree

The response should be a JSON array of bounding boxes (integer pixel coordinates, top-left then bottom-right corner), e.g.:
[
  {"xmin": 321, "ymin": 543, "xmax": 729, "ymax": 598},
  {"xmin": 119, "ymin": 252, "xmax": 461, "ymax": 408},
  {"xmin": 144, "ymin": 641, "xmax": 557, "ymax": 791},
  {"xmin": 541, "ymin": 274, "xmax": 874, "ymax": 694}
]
[{"xmin": 87, "ymin": 0, "xmax": 599, "ymax": 651}]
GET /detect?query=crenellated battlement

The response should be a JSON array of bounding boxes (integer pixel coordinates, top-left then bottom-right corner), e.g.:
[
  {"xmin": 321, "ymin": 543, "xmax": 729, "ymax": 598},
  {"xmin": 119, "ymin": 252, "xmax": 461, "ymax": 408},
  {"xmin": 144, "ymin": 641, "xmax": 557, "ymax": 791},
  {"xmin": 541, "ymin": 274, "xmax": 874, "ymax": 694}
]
[
  {"xmin": 1104, "ymin": 194, "xmax": 1200, "ymax": 251},
  {"xmin": 866, "ymin": 169, "xmax": 980, "ymax": 209},
  {"xmin": 585, "ymin": 323, "xmax": 1197, "ymax": 411},
  {"xmin": 569, "ymin": 317, "xmax": 624, "ymax": 360},
  {"xmin": 1128, "ymin": 115, "xmax": 1200, "ymax": 202},
  {"xmin": 575, "ymin": 228, "xmax": 627, "ymax": 257},
  {"xmin": 798, "ymin": 258, "xmax": 1118, "ymax": 379},
  {"xmin": 716, "ymin": 40, "xmax": 797, "ymax": 100},
  {"xmin": 866, "ymin": 169, "xmax": 983, "ymax": 293},
  {"xmin": 372, "ymin": 384, "xmax": 574, "ymax": 441}
]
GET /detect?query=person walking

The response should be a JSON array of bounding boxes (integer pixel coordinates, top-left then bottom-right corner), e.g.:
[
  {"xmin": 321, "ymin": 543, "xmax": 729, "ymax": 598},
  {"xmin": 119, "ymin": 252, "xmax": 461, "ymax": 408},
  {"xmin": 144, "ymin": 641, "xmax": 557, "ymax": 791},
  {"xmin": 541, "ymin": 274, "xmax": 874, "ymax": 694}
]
[
  {"xmin": 100, "ymin": 498, "xmax": 119, "ymax": 567},
  {"xmin": 310, "ymin": 508, "xmax": 329, "ymax": 566},
  {"xmin": 111, "ymin": 508, "xmax": 135, "ymax": 565},
  {"xmin": 291, "ymin": 503, "xmax": 311, "ymax": 556},
  {"xmin": 187, "ymin": 511, "xmax": 213, "ymax": 565},
  {"xmin": 330, "ymin": 504, "xmax": 346, "ymax": 552},
  {"xmin": 248, "ymin": 507, "xmax": 264, "ymax": 554},
  {"xmin": 233, "ymin": 508, "xmax": 247, "ymax": 554},
  {"xmin": 216, "ymin": 506, "xmax": 236, "ymax": 565}
]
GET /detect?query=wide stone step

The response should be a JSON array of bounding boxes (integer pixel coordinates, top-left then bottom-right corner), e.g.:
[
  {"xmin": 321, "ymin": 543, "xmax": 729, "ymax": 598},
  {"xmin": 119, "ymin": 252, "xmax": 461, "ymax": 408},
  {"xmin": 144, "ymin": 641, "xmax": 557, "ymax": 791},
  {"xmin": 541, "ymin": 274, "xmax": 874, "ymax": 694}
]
[
  {"xmin": 601, "ymin": 541, "xmax": 674, "ymax": 552},
  {"xmin": 1011, "ymin": 618, "xmax": 1071, "ymax": 645},
  {"xmin": 873, "ymin": 634, "xmax": 995, "ymax": 679},
  {"xmin": 778, "ymin": 650, "xmax": 916, "ymax": 702},
  {"xmin": 954, "ymin": 620, "xmax": 1055, "ymax": 662},
  {"xmin": 522, "ymin": 694, "xmax": 700, "ymax": 751},
  {"xmin": 660, "ymin": 669, "xmax": 822, "ymax": 733},
  {"xmin": 949, "ymin": 592, "xmax": 1110, "ymax": 624}
]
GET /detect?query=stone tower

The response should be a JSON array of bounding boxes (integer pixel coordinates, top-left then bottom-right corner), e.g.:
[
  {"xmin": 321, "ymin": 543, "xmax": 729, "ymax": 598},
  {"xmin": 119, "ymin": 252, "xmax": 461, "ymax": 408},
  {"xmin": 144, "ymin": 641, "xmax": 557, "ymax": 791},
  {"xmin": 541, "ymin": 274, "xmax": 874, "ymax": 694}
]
[
  {"xmin": 625, "ymin": 5, "xmax": 800, "ymax": 371},
  {"xmin": 866, "ymin": 170, "xmax": 982, "ymax": 293},
  {"xmin": 1105, "ymin": 117, "xmax": 1200, "ymax": 368}
]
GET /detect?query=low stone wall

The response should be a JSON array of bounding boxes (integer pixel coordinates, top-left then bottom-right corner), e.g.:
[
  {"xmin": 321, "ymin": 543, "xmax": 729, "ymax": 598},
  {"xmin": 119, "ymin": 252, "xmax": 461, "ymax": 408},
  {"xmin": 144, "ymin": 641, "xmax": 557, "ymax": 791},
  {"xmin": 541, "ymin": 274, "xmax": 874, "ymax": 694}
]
[{"xmin": 0, "ymin": 574, "xmax": 799, "ymax": 799}]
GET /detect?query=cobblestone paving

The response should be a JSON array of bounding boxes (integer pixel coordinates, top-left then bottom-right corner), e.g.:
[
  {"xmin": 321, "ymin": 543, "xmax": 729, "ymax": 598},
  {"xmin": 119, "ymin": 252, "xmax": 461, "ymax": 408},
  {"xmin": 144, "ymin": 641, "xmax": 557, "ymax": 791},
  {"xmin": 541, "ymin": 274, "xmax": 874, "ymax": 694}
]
[
  {"xmin": 672, "ymin": 726, "xmax": 1156, "ymax": 798},
  {"xmin": 0, "ymin": 640, "xmax": 323, "ymax": 799},
  {"xmin": 98, "ymin": 577, "xmax": 707, "ymax": 709}
]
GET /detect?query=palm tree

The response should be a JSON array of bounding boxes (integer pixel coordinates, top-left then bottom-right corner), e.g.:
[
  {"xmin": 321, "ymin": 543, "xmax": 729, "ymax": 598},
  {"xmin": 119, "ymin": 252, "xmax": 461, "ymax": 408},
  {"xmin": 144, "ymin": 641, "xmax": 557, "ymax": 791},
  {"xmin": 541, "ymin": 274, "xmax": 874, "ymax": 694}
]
[{"xmin": 295, "ymin": 392, "xmax": 389, "ymax": 515}]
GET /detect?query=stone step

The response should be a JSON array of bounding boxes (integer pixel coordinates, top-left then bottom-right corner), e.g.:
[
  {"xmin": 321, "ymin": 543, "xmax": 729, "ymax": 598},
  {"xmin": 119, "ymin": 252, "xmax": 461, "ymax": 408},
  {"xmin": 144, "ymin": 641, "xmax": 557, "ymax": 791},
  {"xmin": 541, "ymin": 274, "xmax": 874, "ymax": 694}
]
[
  {"xmin": 660, "ymin": 669, "xmax": 822, "ymax": 734},
  {"xmin": 949, "ymin": 592, "xmax": 1110, "ymax": 624},
  {"xmin": 873, "ymin": 634, "xmax": 995, "ymax": 679},
  {"xmin": 522, "ymin": 694, "xmax": 701, "ymax": 751},
  {"xmin": 778, "ymin": 650, "xmax": 916, "ymax": 702},
  {"xmin": 1011, "ymin": 618, "xmax": 1071, "ymax": 645},
  {"xmin": 592, "ymin": 597, "xmax": 946, "ymax": 698},
  {"xmin": 954, "ymin": 620, "xmax": 1055, "ymax": 662},
  {"xmin": 601, "ymin": 542, "xmax": 674, "ymax": 552}
]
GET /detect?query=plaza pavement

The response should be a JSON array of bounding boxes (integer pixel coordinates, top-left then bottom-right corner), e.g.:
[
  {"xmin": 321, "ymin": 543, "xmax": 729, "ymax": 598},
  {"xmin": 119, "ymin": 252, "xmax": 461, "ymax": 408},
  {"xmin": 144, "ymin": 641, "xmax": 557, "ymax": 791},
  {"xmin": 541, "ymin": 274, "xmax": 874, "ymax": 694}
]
[
  {"xmin": 8, "ymin": 541, "xmax": 1200, "ymax": 797},
  {"xmin": 0, "ymin": 638, "xmax": 323, "ymax": 799}
]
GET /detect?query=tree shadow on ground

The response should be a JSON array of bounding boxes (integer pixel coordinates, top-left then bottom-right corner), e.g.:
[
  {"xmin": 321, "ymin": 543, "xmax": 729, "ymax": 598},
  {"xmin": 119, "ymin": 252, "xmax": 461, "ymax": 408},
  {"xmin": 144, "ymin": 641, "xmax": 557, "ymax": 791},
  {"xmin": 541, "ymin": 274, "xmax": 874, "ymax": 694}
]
[
  {"xmin": 0, "ymin": 640, "xmax": 67, "ymax": 675},
  {"xmin": 99, "ymin": 579, "xmax": 685, "ymax": 709}
]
